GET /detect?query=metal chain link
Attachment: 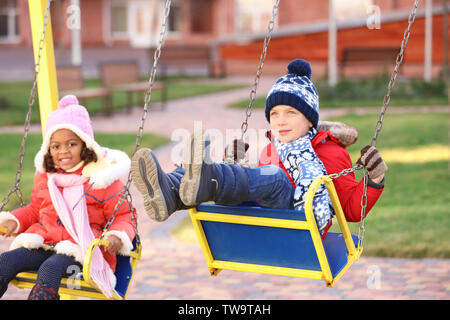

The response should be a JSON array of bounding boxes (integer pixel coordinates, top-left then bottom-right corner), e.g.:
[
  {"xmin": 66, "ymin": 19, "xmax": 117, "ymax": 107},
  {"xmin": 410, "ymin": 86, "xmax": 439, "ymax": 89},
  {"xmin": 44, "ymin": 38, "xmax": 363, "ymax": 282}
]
[
  {"xmin": 0, "ymin": 0, "xmax": 53, "ymax": 211},
  {"xmin": 101, "ymin": 0, "xmax": 172, "ymax": 245},
  {"xmin": 328, "ymin": 164, "xmax": 362, "ymax": 180},
  {"xmin": 240, "ymin": 0, "xmax": 280, "ymax": 138},
  {"xmin": 136, "ymin": 0, "xmax": 172, "ymax": 153}
]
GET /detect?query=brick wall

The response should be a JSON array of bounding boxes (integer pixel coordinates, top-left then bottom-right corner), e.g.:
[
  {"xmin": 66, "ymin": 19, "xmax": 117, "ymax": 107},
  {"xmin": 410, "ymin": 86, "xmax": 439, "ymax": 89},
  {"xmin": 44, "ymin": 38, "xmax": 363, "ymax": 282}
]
[{"xmin": 278, "ymin": 0, "xmax": 329, "ymax": 25}]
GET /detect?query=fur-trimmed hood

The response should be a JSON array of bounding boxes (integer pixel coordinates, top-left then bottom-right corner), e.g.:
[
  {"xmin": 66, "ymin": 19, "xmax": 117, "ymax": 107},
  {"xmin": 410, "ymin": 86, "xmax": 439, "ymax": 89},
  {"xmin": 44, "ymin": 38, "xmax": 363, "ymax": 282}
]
[{"xmin": 80, "ymin": 147, "xmax": 131, "ymax": 189}]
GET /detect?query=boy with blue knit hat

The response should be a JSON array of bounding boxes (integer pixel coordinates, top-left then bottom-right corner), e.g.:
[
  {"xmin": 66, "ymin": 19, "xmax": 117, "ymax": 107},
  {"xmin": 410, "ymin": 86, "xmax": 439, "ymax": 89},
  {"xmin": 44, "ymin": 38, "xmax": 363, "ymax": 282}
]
[
  {"xmin": 262, "ymin": 58, "xmax": 333, "ymax": 232},
  {"xmin": 131, "ymin": 59, "xmax": 387, "ymax": 238}
]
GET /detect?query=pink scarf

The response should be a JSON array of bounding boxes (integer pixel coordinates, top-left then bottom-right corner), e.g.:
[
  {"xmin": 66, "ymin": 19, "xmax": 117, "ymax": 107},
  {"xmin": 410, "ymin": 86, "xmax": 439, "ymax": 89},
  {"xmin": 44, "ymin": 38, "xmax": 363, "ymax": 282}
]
[{"xmin": 47, "ymin": 173, "xmax": 115, "ymax": 298}]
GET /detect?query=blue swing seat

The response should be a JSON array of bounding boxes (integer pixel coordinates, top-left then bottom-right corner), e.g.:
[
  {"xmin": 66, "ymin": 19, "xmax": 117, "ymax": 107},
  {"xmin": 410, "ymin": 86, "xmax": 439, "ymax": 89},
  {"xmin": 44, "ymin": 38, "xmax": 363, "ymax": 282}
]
[{"xmin": 189, "ymin": 176, "xmax": 362, "ymax": 287}]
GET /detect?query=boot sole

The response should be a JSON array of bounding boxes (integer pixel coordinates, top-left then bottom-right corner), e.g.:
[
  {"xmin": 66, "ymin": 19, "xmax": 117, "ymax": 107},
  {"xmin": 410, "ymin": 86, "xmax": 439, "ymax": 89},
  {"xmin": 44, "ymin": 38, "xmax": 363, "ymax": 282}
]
[
  {"xmin": 180, "ymin": 130, "xmax": 204, "ymax": 206},
  {"xmin": 131, "ymin": 148, "xmax": 169, "ymax": 221}
]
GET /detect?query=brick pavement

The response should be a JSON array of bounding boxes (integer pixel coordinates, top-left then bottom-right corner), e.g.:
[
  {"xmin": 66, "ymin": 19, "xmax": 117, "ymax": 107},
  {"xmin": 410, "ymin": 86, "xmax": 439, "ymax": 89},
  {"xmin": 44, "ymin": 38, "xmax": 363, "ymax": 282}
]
[
  {"xmin": 0, "ymin": 77, "xmax": 449, "ymax": 300},
  {"xmin": 123, "ymin": 209, "xmax": 450, "ymax": 300}
]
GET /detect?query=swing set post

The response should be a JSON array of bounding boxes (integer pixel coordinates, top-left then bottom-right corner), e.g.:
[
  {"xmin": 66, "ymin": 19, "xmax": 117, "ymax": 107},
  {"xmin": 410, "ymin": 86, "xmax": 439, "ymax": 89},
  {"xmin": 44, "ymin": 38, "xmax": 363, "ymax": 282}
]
[{"xmin": 28, "ymin": 0, "xmax": 59, "ymax": 135}]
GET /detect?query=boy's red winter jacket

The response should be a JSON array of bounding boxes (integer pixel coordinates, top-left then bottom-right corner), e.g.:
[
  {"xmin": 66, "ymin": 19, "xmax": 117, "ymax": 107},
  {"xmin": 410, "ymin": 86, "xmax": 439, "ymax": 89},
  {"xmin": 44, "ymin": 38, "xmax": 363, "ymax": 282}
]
[{"xmin": 258, "ymin": 130, "xmax": 384, "ymax": 227}]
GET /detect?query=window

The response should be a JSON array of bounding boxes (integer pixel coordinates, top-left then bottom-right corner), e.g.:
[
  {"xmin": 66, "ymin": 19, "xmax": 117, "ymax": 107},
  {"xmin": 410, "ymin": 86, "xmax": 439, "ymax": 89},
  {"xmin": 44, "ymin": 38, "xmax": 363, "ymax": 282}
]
[
  {"xmin": 190, "ymin": 0, "xmax": 212, "ymax": 33},
  {"xmin": 0, "ymin": 0, "xmax": 19, "ymax": 41},
  {"xmin": 111, "ymin": 0, "xmax": 127, "ymax": 37},
  {"xmin": 167, "ymin": 0, "xmax": 181, "ymax": 34},
  {"xmin": 236, "ymin": 0, "xmax": 274, "ymax": 34}
]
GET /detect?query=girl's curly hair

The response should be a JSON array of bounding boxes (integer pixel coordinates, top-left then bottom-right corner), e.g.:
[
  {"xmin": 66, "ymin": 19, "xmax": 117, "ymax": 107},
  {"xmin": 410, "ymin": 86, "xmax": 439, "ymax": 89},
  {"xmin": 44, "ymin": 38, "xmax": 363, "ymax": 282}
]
[{"xmin": 43, "ymin": 142, "xmax": 97, "ymax": 173}]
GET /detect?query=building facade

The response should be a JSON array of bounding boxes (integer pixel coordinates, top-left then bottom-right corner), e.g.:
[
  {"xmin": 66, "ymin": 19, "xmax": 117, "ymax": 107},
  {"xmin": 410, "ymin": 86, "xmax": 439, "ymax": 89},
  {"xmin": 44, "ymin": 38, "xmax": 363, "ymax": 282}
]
[
  {"xmin": 1, "ymin": 0, "xmax": 448, "ymax": 78},
  {"xmin": 1, "ymin": 0, "xmax": 236, "ymax": 48},
  {"xmin": 219, "ymin": 0, "xmax": 449, "ymax": 78}
]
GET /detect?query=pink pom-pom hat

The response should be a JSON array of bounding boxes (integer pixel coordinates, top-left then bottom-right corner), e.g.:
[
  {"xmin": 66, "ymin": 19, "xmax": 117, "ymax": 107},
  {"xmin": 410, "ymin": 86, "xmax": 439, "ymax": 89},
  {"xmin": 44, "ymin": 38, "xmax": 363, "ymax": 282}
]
[{"xmin": 34, "ymin": 95, "xmax": 106, "ymax": 173}]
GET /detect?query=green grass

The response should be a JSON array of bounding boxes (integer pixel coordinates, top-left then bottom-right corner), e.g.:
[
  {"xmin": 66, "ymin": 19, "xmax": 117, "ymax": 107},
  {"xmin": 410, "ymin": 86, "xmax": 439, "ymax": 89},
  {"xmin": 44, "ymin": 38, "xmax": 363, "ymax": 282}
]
[
  {"xmin": 334, "ymin": 161, "xmax": 449, "ymax": 258},
  {"xmin": 0, "ymin": 78, "xmax": 244, "ymax": 126},
  {"xmin": 334, "ymin": 113, "xmax": 448, "ymax": 149},
  {"xmin": 0, "ymin": 132, "xmax": 170, "ymax": 211}
]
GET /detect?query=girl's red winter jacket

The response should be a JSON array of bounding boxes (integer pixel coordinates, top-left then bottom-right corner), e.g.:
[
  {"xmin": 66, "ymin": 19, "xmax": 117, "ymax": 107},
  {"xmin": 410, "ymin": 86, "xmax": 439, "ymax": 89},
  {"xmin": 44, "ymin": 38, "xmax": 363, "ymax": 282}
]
[{"xmin": 1, "ymin": 150, "xmax": 137, "ymax": 273}]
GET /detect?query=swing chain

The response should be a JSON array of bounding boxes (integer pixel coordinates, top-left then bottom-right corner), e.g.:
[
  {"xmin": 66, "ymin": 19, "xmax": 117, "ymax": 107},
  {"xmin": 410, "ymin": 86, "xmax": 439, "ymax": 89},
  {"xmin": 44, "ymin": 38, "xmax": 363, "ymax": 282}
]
[
  {"xmin": 357, "ymin": 171, "xmax": 369, "ymax": 249},
  {"xmin": 0, "ymin": 0, "xmax": 52, "ymax": 211},
  {"xmin": 100, "ymin": 0, "xmax": 172, "ymax": 244},
  {"xmin": 136, "ymin": 0, "xmax": 172, "ymax": 153},
  {"xmin": 358, "ymin": 0, "xmax": 419, "ymax": 249},
  {"xmin": 370, "ymin": 0, "xmax": 420, "ymax": 148},
  {"xmin": 240, "ymin": 0, "xmax": 280, "ymax": 138},
  {"xmin": 328, "ymin": 164, "xmax": 362, "ymax": 180}
]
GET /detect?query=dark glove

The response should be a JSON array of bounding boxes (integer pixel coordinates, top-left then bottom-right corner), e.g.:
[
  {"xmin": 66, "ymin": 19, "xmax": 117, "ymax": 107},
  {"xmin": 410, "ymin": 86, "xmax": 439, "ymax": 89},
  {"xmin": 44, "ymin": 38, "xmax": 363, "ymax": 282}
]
[
  {"xmin": 356, "ymin": 145, "xmax": 388, "ymax": 180},
  {"xmin": 223, "ymin": 139, "xmax": 249, "ymax": 163},
  {"xmin": 318, "ymin": 121, "xmax": 358, "ymax": 147}
]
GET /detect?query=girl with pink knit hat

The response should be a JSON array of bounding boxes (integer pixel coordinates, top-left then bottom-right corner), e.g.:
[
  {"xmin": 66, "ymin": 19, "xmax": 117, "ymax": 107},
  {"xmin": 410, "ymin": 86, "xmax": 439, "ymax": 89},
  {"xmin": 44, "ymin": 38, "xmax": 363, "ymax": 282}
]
[{"xmin": 0, "ymin": 95, "xmax": 137, "ymax": 300}]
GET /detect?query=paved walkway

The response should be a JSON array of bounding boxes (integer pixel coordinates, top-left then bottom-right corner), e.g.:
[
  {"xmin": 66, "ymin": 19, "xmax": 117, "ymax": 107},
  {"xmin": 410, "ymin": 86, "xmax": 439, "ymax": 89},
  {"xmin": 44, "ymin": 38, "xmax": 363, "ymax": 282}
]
[{"xmin": 0, "ymin": 76, "xmax": 449, "ymax": 300}]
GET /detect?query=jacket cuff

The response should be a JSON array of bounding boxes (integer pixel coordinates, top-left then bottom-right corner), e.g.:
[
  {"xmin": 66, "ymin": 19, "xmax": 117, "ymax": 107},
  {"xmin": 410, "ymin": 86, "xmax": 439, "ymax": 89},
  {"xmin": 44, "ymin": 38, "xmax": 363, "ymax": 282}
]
[
  {"xmin": 0, "ymin": 211, "xmax": 20, "ymax": 233},
  {"xmin": 368, "ymin": 177, "xmax": 385, "ymax": 190}
]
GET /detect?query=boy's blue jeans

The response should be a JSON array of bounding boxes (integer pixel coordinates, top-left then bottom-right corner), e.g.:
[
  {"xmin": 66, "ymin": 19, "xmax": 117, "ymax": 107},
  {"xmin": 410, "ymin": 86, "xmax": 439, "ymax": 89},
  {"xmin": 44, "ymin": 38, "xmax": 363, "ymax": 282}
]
[
  {"xmin": 170, "ymin": 164, "xmax": 294, "ymax": 209},
  {"xmin": 246, "ymin": 165, "xmax": 295, "ymax": 209}
]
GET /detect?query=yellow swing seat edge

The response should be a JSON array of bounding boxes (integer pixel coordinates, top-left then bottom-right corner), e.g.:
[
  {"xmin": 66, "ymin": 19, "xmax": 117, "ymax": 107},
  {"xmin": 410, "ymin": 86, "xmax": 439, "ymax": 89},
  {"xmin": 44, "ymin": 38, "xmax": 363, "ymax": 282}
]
[
  {"xmin": 10, "ymin": 272, "xmax": 115, "ymax": 300},
  {"xmin": 7, "ymin": 236, "xmax": 142, "ymax": 300},
  {"xmin": 188, "ymin": 175, "xmax": 362, "ymax": 287},
  {"xmin": 81, "ymin": 237, "xmax": 142, "ymax": 300}
]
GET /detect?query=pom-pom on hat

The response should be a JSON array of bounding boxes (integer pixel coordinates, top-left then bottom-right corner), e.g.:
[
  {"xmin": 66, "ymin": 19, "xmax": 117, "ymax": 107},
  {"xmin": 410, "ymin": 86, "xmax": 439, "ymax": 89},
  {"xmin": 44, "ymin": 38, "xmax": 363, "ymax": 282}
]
[
  {"xmin": 265, "ymin": 59, "xmax": 319, "ymax": 128},
  {"xmin": 34, "ymin": 95, "xmax": 106, "ymax": 173}
]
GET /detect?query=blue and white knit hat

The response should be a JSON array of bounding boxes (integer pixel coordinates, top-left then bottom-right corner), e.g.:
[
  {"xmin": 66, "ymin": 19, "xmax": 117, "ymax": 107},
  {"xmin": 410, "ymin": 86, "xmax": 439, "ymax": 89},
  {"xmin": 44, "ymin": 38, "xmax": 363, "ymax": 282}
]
[{"xmin": 265, "ymin": 59, "xmax": 319, "ymax": 128}]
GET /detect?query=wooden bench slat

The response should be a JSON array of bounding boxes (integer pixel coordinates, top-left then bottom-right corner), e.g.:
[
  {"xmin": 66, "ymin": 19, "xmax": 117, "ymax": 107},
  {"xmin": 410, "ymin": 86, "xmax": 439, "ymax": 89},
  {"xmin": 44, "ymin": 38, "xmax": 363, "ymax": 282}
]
[
  {"xmin": 57, "ymin": 65, "xmax": 113, "ymax": 115},
  {"xmin": 158, "ymin": 45, "xmax": 224, "ymax": 77},
  {"xmin": 341, "ymin": 47, "xmax": 399, "ymax": 65},
  {"xmin": 339, "ymin": 47, "xmax": 399, "ymax": 77},
  {"xmin": 99, "ymin": 60, "xmax": 167, "ymax": 110},
  {"xmin": 60, "ymin": 88, "xmax": 112, "ymax": 98},
  {"xmin": 111, "ymin": 82, "xmax": 165, "ymax": 92}
]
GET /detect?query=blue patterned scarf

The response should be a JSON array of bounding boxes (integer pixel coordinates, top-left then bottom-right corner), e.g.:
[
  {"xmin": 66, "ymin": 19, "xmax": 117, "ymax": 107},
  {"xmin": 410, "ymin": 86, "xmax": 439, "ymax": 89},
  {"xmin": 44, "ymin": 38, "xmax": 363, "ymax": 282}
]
[{"xmin": 273, "ymin": 128, "xmax": 333, "ymax": 234}]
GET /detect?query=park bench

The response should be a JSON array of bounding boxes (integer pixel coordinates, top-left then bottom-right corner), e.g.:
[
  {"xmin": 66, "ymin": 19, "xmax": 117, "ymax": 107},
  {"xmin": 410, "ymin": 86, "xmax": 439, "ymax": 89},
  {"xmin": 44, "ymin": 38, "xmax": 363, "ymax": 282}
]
[
  {"xmin": 99, "ymin": 60, "xmax": 167, "ymax": 110},
  {"xmin": 57, "ymin": 65, "xmax": 113, "ymax": 115},
  {"xmin": 158, "ymin": 45, "xmax": 225, "ymax": 77},
  {"xmin": 340, "ymin": 47, "xmax": 399, "ymax": 76}
]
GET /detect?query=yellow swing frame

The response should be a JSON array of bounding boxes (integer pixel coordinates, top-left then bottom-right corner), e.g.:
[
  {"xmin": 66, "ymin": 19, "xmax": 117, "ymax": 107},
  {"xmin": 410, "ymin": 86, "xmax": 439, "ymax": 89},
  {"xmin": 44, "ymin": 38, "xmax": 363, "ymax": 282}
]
[
  {"xmin": 189, "ymin": 176, "xmax": 363, "ymax": 288},
  {"xmin": 6, "ymin": 237, "xmax": 142, "ymax": 300},
  {"xmin": 3, "ymin": 0, "xmax": 142, "ymax": 300}
]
